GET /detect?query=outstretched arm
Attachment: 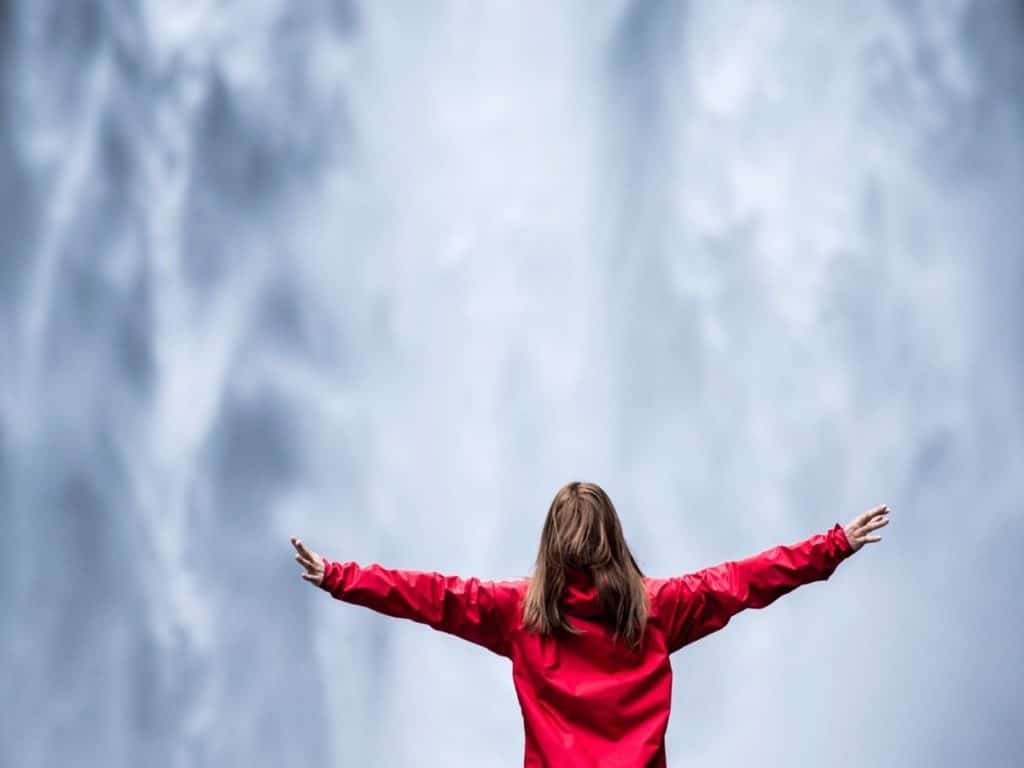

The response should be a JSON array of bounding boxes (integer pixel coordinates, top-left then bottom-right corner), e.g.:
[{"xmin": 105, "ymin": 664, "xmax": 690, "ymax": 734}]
[
  {"xmin": 653, "ymin": 505, "xmax": 890, "ymax": 653},
  {"xmin": 290, "ymin": 537, "xmax": 520, "ymax": 657}
]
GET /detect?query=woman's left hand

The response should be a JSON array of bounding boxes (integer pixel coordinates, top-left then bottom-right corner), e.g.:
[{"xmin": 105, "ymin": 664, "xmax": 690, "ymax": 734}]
[
  {"xmin": 291, "ymin": 536, "xmax": 325, "ymax": 585},
  {"xmin": 843, "ymin": 505, "xmax": 890, "ymax": 552}
]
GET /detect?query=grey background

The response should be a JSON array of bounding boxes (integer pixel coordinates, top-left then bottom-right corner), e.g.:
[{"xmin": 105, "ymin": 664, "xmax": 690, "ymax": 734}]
[{"xmin": 2, "ymin": 1, "xmax": 1022, "ymax": 766}]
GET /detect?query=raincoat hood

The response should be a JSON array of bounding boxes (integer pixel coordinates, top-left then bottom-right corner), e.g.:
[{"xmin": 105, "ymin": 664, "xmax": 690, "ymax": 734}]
[{"xmin": 561, "ymin": 568, "xmax": 604, "ymax": 619}]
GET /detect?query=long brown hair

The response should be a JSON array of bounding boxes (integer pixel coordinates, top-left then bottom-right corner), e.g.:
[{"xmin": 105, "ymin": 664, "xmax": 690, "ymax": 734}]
[{"xmin": 523, "ymin": 481, "xmax": 648, "ymax": 648}]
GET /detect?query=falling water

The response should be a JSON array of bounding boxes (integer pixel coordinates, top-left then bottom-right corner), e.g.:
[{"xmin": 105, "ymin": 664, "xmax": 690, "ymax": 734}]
[{"xmin": 2, "ymin": 1, "xmax": 1022, "ymax": 766}]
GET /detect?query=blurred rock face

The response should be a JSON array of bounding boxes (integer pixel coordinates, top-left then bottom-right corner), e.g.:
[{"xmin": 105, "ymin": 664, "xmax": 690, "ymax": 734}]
[{"xmin": 1, "ymin": 2, "xmax": 1021, "ymax": 767}]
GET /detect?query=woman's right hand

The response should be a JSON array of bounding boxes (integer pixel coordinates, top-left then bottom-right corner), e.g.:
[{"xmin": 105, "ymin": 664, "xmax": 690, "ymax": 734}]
[
  {"xmin": 291, "ymin": 536, "xmax": 326, "ymax": 585},
  {"xmin": 844, "ymin": 505, "xmax": 890, "ymax": 552}
]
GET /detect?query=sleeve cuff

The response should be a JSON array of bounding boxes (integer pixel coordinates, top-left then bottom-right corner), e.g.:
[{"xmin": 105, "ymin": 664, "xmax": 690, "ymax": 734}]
[
  {"xmin": 832, "ymin": 523, "xmax": 854, "ymax": 558},
  {"xmin": 318, "ymin": 559, "xmax": 345, "ymax": 593}
]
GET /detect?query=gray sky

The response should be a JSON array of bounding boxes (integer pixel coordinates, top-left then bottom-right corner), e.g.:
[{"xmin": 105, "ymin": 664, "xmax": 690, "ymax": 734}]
[{"xmin": 1, "ymin": 1, "xmax": 1022, "ymax": 766}]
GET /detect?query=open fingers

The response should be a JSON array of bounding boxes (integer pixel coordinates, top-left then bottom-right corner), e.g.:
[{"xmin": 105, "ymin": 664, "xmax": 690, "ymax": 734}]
[
  {"xmin": 859, "ymin": 517, "xmax": 889, "ymax": 535},
  {"xmin": 291, "ymin": 536, "xmax": 315, "ymax": 560},
  {"xmin": 856, "ymin": 504, "xmax": 889, "ymax": 527}
]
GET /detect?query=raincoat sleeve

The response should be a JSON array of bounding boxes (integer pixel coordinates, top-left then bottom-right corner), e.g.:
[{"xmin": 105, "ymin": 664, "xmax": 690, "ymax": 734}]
[
  {"xmin": 654, "ymin": 523, "xmax": 854, "ymax": 653},
  {"xmin": 317, "ymin": 560, "xmax": 522, "ymax": 657}
]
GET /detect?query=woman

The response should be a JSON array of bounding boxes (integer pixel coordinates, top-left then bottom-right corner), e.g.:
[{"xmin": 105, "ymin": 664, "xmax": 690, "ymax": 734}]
[{"xmin": 291, "ymin": 481, "xmax": 889, "ymax": 767}]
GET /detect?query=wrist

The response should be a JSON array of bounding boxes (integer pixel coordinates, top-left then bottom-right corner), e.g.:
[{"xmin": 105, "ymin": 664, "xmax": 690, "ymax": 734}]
[{"xmin": 837, "ymin": 524, "xmax": 857, "ymax": 555}]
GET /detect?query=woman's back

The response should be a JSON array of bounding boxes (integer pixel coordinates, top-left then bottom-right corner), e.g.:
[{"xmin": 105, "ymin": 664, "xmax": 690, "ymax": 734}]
[{"xmin": 508, "ymin": 572, "xmax": 675, "ymax": 767}]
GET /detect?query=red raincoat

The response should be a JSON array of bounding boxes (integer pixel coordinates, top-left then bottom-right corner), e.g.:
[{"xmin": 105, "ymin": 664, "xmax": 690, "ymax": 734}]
[{"xmin": 318, "ymin": 523, "xmax": 854, "ymax": 766}]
